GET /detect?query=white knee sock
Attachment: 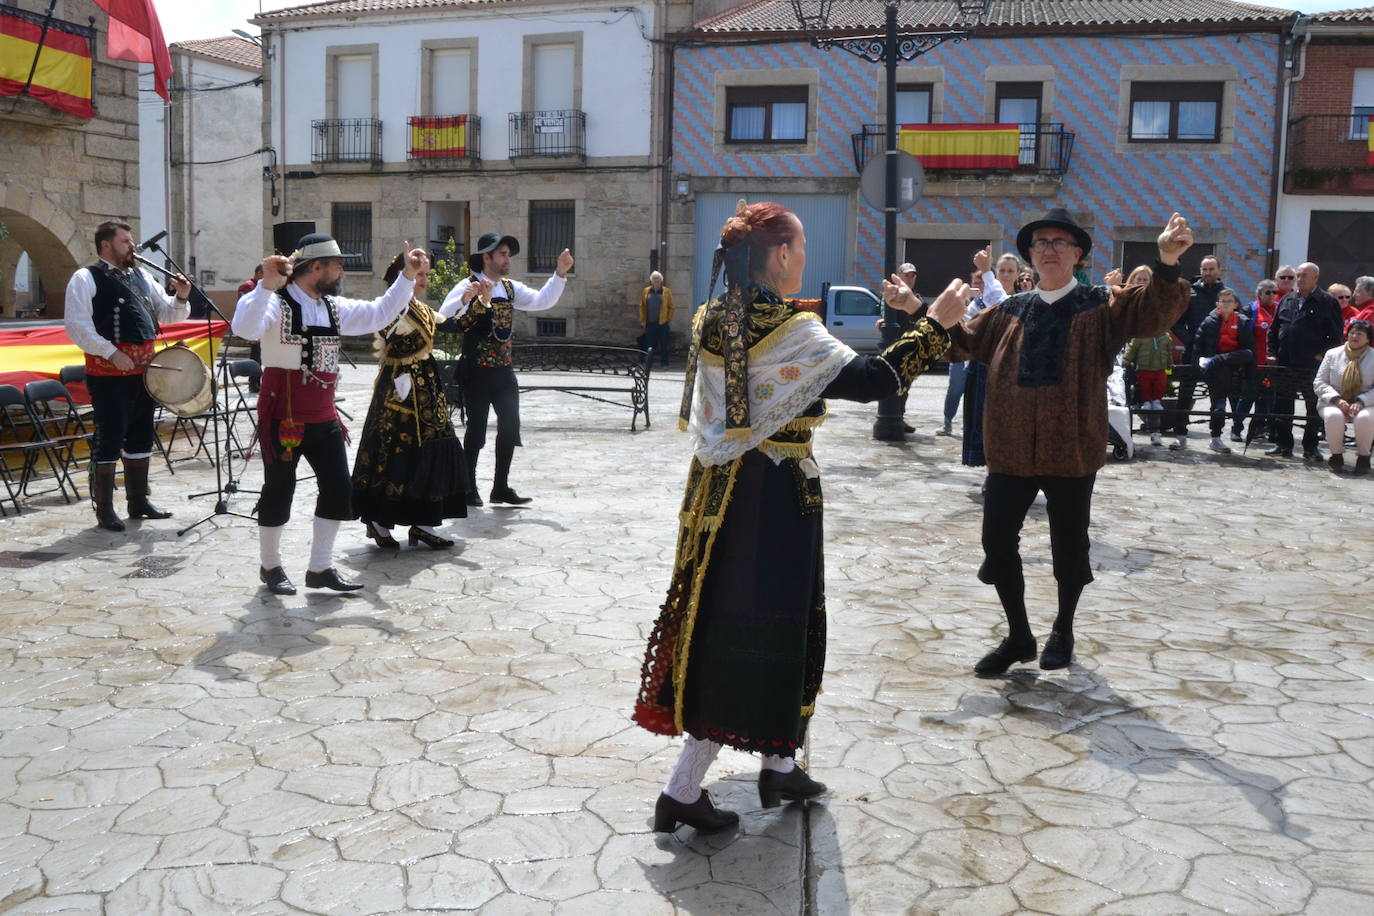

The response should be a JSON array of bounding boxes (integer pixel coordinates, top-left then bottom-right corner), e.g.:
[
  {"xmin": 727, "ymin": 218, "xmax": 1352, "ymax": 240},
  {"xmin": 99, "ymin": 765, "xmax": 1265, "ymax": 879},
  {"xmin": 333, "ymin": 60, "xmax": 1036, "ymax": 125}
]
[
  {"xmin": 259, "ymin": 525, "xmax": 284, "ymax": 570},
  {"xmin": 760, "ymin": 754, "xmax": 796, "ymax": 774},
  {"xmin": 663, "ymin": 736, "xmax": 722, "ymax": 804},
  {"xmin": 309, "ymin": 517, "xmax": 340, "ymax": 572}
]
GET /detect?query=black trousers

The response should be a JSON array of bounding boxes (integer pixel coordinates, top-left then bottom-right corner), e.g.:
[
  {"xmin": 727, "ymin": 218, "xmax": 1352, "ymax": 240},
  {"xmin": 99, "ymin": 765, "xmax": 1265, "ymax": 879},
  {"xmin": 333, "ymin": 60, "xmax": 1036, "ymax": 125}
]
[
  {"xmin": 86, "ymin": 373, "xmax": 156, "ymax": 462},
  {"xmin": 1273, "ymin": 366, "xmax": 1320, "ymax": 451},
  {"xmin": 979, "ymin": 472, "xmax": 1097, "ymax": 589},
  {"xmin": 462, "ymin": 365, "xmax": 522, "ymax": 453},
  {"xmin": 257, "ymin": 419, "xmax": 352, "ymax": 527}
]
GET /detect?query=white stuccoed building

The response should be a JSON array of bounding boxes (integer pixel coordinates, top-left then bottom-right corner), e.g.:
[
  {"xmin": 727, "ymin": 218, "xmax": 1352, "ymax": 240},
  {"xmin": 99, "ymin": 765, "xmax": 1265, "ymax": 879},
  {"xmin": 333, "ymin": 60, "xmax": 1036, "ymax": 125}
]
[{"xmin": 252, "ymin": 0, "xmax": 679, "ymax": 343}]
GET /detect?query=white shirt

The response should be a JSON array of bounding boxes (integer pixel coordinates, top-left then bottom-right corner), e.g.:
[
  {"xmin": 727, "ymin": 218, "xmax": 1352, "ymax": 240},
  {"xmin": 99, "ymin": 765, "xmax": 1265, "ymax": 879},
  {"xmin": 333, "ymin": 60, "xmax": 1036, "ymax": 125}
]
[
  {"xmin": 63, "ymin": 259, "xmax": 190, "ymax": 359},
  {"xmin": 438, "ymin": 271, "xmax": 566, "ymax": 318},
  {"xmin": 231, "ymin": 275, "xmax": 416, "ymax": 341},
  {"xmin": 1033, "ymin": 278, "xmax": 1078, "ymax": 305}
]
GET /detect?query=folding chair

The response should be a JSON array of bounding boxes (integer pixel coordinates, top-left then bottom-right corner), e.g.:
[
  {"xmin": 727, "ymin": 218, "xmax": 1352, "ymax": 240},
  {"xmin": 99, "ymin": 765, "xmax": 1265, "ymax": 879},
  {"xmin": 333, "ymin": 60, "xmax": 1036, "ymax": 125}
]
[
  {"xmin": 13, "ymin": 381, "xmax": 85, "ymax": 503},
  {"xmin": 224, "ymin": 358, "xmax": 261, "ymax": 456},
  {"xmin": 0, "ymin": 385, "xmax": 61, "ymax": 515}
]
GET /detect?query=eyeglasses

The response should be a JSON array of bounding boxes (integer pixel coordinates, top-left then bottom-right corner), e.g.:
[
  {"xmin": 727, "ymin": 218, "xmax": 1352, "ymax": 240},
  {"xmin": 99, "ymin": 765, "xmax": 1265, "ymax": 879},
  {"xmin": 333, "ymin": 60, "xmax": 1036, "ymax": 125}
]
[
  {"xmin": 1029, "ymin": 238, "xmax": 1078, "ymax": 253},
  {"xmin": 1336, "ymin": 294, "xmax": 1351, "ymax": 300},
  {"xmin": 1277, "ymin": 275, "xmax": 1295, "ymax": 280}
]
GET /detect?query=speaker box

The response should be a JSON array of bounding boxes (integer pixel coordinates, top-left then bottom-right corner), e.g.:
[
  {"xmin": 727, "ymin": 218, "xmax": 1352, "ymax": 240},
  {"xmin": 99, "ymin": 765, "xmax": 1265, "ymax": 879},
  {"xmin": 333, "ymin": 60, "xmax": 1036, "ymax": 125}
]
[{"xmin": 272, "ymin": 220, "xmax": 316, "ymax": 255}]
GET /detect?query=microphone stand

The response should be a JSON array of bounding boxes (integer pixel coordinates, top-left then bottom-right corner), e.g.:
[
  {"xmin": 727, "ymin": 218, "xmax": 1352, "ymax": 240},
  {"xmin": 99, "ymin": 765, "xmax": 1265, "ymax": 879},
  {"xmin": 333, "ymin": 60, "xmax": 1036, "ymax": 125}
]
[{"xmin": 138, "ymin": 241, "xmax": 258, "ymax": 535}]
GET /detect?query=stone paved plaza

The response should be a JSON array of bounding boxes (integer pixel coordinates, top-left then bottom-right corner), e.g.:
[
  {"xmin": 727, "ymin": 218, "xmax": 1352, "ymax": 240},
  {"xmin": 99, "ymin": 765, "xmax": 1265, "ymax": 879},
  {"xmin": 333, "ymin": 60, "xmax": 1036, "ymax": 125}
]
[{"xmin": 2, "ymin": 362, "xmax": 1373, "ymax": 915}]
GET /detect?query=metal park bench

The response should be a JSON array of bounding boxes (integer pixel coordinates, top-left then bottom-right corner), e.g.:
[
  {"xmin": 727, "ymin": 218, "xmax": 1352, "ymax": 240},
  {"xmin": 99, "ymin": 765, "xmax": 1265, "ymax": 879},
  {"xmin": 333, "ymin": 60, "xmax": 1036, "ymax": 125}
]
[{"xmin": 1133, "ymin": 363, "xmax": 1320, "ymax": 446}]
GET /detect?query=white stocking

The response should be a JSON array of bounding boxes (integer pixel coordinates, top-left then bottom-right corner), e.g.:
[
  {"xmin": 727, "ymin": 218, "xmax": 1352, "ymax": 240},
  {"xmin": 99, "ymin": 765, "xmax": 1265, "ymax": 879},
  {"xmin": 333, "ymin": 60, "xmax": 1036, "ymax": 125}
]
[
  {"xmin": 663, "ymin": 736, "xmax": 722, "ymax": 804},
  {"xmin": 259, "ymin": 524, "xmax": 284, "ymax": 570},
  {"xmin": 760, "ymin": 754, "xmax": 796, "ymax": 774},
  {"xmin": 309, "ymin": 517, "xmax": 340, "ymax": 572},
  {"xmin": 369, "ymin": 521, "xmax": 392, "ymax": 537},
  {"xmin": 417, "ymin": 524, "xmax": 441, "ymax": 536}
]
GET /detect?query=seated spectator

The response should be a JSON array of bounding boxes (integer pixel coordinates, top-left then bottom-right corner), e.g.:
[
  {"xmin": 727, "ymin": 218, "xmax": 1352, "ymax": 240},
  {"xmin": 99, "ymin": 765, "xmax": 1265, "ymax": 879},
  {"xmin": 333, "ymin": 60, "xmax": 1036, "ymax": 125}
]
[
  {"xmin": 1314, "ymin": 318, "xmax": 1374, "ymax": 475},
  {"xmin": 1122, "ymin": 267, "xmax": 1172, "ymax": 447},
  {"xmin": 1349, "ymin": 276, "xmax": 1374, "ymax": 332},
  {"xmin": 1195, "ymin": 288, "xmax": 1255, "ymax": 455},
  {"xmin": 1330, "ymin": 283, "xmax": 1357, "ymax": 328}
]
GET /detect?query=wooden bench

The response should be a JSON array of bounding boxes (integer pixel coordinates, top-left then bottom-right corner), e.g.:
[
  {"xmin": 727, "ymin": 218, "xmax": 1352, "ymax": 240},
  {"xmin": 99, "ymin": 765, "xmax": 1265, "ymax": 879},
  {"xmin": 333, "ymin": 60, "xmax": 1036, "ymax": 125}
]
[{"xmin": 441, "ymin": 342, "xmax": 652, "ymax": 431}]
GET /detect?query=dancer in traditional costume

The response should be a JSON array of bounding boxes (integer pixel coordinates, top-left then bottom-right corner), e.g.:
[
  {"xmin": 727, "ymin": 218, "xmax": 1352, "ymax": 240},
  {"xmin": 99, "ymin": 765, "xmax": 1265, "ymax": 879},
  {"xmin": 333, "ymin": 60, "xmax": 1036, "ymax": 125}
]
[
  {"xmin": 633, "ymin": 201, "xmax": 972, "ymax": 834},
  {"xmin": 232, "ymin": 234, "xmax": 428, "ymax": 595},
  {"xmin": 351, "ymin": 252, "xmax": 482, "ymax": 550}
]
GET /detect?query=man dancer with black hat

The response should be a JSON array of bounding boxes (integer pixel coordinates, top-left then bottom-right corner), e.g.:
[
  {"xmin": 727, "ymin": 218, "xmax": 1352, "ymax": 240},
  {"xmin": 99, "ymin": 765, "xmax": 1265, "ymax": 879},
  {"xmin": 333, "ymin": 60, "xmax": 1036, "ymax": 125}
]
[
  {"xmin": 64, "ymin": 220, "xmax": 191, "ymax": 532},
  {"xmin": 897, "ymin": 209, "xmax": 1192, "ymax": 674},
  {"xmin": 440, "ymin": 232, "xmax": 573, "ymax": 506},
  {"xmin": 233, "ymin": 233, "xmax": 429, "ymax": 595}
]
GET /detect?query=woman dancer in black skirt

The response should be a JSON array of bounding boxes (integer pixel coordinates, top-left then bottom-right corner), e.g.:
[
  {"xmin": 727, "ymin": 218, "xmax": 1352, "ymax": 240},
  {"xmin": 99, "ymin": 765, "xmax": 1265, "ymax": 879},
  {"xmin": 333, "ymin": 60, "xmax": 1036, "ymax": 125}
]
[
  {"xmin": 351, "ymin": 253, "xmax": 486, "ymax": 549},
  {"xmin": 633, "ymin": 201, "xmax": 971, "ymax": 834}
]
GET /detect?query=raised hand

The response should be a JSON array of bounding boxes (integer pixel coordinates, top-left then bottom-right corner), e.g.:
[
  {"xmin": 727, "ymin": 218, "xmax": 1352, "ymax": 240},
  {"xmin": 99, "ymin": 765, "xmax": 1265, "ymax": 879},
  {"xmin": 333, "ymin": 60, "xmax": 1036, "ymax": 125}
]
[
  {"xmin": 926, "ymin": 278, "xmax": 975, "ymax": 329},
  {"xmin": 1157, "ymin": 213, "xmax": 1194, "ymax": 266},
  {"xmin": 403, "ymin": 244, "xmax": 430, "ymax": 279},
  {"xmin": 556, "ymin": 249, "xmax": 574, "ymax": 277},
  {"xmin": 260, "ymin": 255, "xmax": 291, "ymax": 291},
  {"xmin": 882, "ymin": 273, "xmax": 920, "ymax": 313},
  {"xmin": 1103, "ymin": 268, "xmax": 1124, "ymax": 287},
  {"xmin": 973, "ymin": 247, "xmax": 992, "ymax": 273}
]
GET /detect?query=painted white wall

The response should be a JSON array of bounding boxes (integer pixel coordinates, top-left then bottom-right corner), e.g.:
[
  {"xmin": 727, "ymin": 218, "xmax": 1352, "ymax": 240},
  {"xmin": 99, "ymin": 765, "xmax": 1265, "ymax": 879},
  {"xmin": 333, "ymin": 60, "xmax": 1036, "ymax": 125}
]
[
  {"xmin": 1275, "ymin": 193, "xmax": 1374, "ymax": 266},
  {"xmin": 269, "ymin": 3, "xmax": 655, "ymax": 164},
  {"xmin": 176, "ymin": 54, "xmax": 265, "ymax": 291},
  {"xmin": 137, "ymin": 65, "xmax": 168, "ymax": 245}
]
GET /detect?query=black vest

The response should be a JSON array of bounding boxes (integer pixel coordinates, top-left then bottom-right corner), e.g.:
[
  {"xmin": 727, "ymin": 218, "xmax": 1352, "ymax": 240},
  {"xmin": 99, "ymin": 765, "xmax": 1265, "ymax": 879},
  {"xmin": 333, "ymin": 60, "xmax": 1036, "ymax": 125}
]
[{"xmin": 88, "ymin": 262, "xmax": 159, "ymax": 344}]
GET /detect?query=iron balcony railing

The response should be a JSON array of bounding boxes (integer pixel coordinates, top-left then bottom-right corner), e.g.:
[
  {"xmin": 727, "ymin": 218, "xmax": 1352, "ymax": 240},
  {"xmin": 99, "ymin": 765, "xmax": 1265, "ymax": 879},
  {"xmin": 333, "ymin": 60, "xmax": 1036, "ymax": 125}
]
[
  {"xmin": 508, "ymin": 110, "xmax": 586, "ymax": 158},
  {"xmin": 407, "ymin": 114, "xmax": 481, "ymax": 165},
  {"xmin": 851, "ymin": 122, "xmax": 1075, "ymax": 177},
  {"xmin": 312, "ymin": 118, "xmax": 382, "ymax": 165},
  {"xmin": 1287, "ymin": 113, "xmax": 1374, "ymax": 173}
]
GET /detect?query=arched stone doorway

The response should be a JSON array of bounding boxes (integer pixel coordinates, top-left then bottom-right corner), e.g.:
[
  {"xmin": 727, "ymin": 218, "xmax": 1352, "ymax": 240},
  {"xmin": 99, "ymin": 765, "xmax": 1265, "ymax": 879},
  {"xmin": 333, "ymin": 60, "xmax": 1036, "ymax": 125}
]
[{"xmin": 1, "ymin": 182, "xmax": 87, "ymax": 320}]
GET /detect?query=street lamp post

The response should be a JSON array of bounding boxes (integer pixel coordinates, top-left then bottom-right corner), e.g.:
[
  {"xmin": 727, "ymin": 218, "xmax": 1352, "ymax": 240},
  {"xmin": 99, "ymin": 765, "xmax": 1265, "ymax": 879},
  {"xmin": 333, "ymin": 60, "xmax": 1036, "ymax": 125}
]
[{"xmin": 790, "ymin": 0, "xmax": 987, "ymax": 440}]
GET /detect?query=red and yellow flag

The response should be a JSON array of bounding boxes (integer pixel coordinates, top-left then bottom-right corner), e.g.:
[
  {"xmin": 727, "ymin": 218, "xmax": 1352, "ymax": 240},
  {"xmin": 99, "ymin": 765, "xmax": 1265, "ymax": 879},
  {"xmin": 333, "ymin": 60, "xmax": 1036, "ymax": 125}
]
[
  {"xmin": 1366, "ymin": 115, "xmax": 1374, "ymax": 167},
  {"xmin": 897, "ymin": 123, "xmax": 1021, "ymax": 169},
  {"xmin": 0, "ymin": 9, "xmax": 94, "ymax": 118},
  {"xmin": 411, "ymin": 115, "xmax": 469, "ymax": 158}
]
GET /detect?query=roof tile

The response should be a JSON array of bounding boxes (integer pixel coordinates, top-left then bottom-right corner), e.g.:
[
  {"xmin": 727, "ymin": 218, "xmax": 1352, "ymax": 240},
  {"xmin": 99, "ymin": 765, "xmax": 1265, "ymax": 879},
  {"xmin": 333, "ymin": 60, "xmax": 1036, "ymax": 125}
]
[{"xmin": 170, "ymin": 36, "xmax": 263, "ymax": 70}]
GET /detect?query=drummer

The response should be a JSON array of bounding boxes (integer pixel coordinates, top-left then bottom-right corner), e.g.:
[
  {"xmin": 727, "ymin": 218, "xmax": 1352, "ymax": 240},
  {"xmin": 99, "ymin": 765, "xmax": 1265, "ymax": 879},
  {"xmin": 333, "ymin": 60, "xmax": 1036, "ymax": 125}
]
[
  {"xmin": 64, "ymin": 220, "xmax": 191, "ymax": 532},
  {"xmin": 232, "ymin": 234, "xmax": 427, "ymax": 595}
]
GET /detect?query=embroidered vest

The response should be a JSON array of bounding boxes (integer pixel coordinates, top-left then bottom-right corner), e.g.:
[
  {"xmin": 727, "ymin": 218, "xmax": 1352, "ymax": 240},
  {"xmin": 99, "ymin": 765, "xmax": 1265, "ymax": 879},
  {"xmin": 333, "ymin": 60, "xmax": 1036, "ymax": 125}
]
[
  {"xmin": 463, "ymin": 279, "xmax": 516, "ymax": 368},
  {"xmin": 88, "ymin": 262, "xmax": 159, "ymax": 344},
  {"xmin": 259, "ymin": 286, "xmax": 342, "ymax": 383}
]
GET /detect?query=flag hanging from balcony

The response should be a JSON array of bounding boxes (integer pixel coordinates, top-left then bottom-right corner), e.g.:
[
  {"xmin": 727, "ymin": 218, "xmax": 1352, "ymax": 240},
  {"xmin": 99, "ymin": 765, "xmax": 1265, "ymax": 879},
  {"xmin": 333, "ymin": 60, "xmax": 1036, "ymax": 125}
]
[
  {"xmin": 0, "ymin": 8, "xmax": 95, "ymax": 118},
  {"xmin": 897, "ymin": 123, "xmax": 1020, "ymax": 169},
  {"xmin": 411, "ymin": 115, "xmax": 469, "ymax": 158},
  {"xmin": 1367, "ymin": 115, "xmax": 1374, "ymax": 166},
  {"xmin": 94, "ymin": 0, "xmax": 172, "ymax": 103}
]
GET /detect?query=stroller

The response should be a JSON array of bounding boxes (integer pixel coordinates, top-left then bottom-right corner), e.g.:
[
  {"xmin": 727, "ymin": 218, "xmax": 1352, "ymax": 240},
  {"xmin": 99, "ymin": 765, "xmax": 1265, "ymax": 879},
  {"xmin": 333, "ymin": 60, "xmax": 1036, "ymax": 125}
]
[{"xmin": 1107, "ymin": 355, "xmax": 1134, "ymax": 461}]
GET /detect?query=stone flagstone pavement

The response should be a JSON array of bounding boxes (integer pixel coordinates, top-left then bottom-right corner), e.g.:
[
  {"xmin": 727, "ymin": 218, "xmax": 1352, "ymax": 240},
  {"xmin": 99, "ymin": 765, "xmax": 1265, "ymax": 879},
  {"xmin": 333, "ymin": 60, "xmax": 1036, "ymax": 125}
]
[{"xmin": 1, "ymin": 361, "xmax": 1373, "ymax": 914}]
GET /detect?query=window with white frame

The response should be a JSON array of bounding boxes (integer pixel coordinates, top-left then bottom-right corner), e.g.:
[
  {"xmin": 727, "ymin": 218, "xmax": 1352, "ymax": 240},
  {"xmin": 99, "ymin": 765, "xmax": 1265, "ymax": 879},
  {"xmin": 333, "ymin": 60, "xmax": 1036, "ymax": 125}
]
[
  {"xmin": 334, "ymin": 54, "xmax": 371, "ymax": 120},
  {"xmin": 1352, "ymin": 69, "xmax": 1374, "ymax": 139},
  {"xmin": 431, "ymin": 49, "xmax": 471, "ymax": 115},
  {"xmin": 532, "ymin": 43, "xmax": 575, "ymax": 112}
]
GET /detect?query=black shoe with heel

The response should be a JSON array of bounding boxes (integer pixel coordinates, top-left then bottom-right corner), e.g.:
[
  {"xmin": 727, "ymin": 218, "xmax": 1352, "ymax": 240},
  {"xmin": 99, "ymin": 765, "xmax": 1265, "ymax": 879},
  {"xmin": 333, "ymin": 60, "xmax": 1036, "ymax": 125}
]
[
  {"xmin": 408, "ymin": 527, "xmax": 453, "ymax": 550},
  {"xmin": 974, "ymin": 637, "xmax": 1037, "ymax": 676},
  {"xmin": 652, "ymin": 790, "xmax": 738, "ymax": 834},
  {"xmin": 364, "ymin": 524, "xmax": 400, "ymax": 549},
  {"xmin": 1040, "ymin": 631, "xmax": 1075, "ymax": 670},
  {"xmin": 758, "ymin": 766, "xmax": 827, "ymax": 808}
]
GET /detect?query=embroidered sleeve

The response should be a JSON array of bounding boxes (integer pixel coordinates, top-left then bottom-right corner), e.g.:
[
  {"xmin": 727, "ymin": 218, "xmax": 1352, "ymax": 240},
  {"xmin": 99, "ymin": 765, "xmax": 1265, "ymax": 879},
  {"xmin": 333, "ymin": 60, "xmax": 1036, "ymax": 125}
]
[
  {"xmin": 880, "ymin": 317, "xmax": 952, "ymax": 394},
  {"xmin": 454, "ymin": 300, "xmax": 492, "ymax": 335}
]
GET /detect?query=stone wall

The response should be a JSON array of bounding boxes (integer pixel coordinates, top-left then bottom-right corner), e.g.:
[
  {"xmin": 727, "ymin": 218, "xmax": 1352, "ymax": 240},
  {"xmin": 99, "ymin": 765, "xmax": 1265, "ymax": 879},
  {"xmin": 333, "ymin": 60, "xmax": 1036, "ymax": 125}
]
[{"xmin": 0, "ymin": 0, "xmax": 142, "ymax": 318}]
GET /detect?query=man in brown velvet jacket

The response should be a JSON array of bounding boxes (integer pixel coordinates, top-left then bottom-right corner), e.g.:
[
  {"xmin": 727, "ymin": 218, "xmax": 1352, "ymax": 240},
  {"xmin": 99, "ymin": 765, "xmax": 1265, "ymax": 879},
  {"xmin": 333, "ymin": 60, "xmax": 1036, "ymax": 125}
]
[{"xmin": 939, "ymin": 208, "xmax": 1193, "ymax": 674}]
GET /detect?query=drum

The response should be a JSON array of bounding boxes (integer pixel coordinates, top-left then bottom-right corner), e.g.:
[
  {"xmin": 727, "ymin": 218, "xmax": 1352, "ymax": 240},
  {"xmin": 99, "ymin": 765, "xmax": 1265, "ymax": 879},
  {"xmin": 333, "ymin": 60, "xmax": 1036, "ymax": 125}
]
[{"xmin": 144, "ymin": 342, "xmax": 213, "ymax": 417}]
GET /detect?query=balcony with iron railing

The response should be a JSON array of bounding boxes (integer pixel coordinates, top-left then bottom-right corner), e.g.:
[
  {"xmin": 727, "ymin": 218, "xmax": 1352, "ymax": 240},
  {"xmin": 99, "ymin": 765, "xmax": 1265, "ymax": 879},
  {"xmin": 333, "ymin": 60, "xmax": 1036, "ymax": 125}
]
[
  {"xmin": 1286, "ymin": 113, "xmax": 1374, "ymax": 194},
  {"xmin": 312, "ymin": 118, "xmax": 382, "ymax": 167},
  {"xmin": 851, "ymin": 122, "xmax": 1075, "ymax": 180},
  {"xmin": 407, "ymin": 115, "xmax": 481, "ymax": 168},
  {"xmin": 508, "ymin": 110, "xmax": 586, "ymax": 165}
]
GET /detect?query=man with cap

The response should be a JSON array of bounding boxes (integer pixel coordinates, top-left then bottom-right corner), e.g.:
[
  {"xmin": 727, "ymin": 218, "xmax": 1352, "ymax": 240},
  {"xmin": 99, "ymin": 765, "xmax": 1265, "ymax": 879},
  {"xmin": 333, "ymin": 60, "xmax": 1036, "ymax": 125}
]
[
  {"xmin": 927, "ymin": 208, "xmax": 1192, "ymax": 674},
  {"xmin": 64, "ymin": 220, "xmax": 192, "ymax": 531},
  {"xmin": 440, "ymin": 232, "xmax": 573, "ymax": 506},
  {"xmin": 232, "ymin": 233, "xmax": 429, "ymax": 595}
]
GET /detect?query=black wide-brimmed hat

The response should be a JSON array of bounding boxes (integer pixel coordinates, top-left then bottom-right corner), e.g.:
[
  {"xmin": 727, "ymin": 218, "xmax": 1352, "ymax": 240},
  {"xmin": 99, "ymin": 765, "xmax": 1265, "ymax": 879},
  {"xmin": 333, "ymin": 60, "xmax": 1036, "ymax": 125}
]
[
  {"xmin": 1016, "ymin": 208, "xmax": 1092, "ymax": 263},
  {"xmin": 474, "ymin": 232, "xmax": 520, "ymax": 257},
  {"xmin": 290, "ymin": 232, "xmax": 357, "ymax": 264}
]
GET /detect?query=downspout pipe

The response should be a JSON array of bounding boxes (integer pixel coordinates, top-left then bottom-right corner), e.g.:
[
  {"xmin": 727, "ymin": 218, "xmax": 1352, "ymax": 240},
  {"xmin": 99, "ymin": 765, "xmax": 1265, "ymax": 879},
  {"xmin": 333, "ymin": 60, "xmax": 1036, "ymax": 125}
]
[{"xmin": 1270, "ymin": 16, "xmax": 1310, "ymax": 273}]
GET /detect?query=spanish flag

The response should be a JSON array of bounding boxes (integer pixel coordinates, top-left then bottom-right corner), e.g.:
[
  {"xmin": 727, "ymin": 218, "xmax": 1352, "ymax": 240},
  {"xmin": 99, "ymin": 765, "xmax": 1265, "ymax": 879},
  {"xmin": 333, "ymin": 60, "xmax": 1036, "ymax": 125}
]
[
  {"xmin": 411, "ymin": 115, "xmax": 469, "ymax": 158},
  {"xmin": 0, "ymin": 9, "xmax": 94, "ymax": 118},
  {"xmin": 897, "ymin": 123, "xmax": 1021, "ymax": 169},
  {"xmin": 1367, "ymin": 115, "xmax": 1374, "ymax": 166}
]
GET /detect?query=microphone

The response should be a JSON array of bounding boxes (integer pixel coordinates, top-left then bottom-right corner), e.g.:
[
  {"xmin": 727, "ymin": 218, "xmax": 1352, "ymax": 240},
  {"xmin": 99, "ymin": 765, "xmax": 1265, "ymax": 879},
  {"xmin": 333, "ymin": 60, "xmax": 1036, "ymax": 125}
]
[{"xmin": 136, "ymin": 229, "xmax": 168, "ymax": 252}]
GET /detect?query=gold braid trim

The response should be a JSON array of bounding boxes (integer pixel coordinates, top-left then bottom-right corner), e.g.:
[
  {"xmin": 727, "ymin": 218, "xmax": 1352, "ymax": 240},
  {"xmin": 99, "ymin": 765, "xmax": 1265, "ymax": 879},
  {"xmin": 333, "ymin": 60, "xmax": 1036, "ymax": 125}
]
[
  {"xmin": 780, "ymin": 411, "xmax": 827, "ymax": 432},
  {"xmin": 882, "ymin": 317, "xmax": 952, "ymax": 395},
  {"xmin": 670, "ymin": 457, "xmax": 742, "ymax": 731},
  {"xmin": 758, "ymin": 440, "xmax": 814, "ymax": 461}
]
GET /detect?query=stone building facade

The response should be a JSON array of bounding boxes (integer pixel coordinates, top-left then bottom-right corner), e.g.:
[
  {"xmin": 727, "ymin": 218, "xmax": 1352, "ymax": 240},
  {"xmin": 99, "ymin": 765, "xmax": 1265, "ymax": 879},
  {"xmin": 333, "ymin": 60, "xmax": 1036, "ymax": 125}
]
[{"xmin": 1, "ymin": 0, "xmax": 143, "ymax": 318}]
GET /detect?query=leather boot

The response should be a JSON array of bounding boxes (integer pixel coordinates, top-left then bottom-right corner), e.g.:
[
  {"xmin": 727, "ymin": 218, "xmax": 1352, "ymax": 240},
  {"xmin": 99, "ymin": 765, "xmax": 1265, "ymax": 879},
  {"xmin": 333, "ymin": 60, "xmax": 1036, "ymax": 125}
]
[
  {"xmin": 124, "ymin": 457, "xmax": 171, "ymax": 519},
  {"xmin": 91, "ymin": 463, "xmax": 125, "ymax": 532},
  {"xmin": 490, "ymin": 441, "xmax": 531, "ymax": 505},
  {"xmin": 465, "ymin": 447, "xmax": 483, "ymax": 507}
]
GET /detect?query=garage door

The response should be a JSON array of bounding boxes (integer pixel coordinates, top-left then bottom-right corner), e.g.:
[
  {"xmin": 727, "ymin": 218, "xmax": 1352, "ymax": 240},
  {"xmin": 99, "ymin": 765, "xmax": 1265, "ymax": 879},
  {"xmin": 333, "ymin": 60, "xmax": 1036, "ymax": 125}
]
[{"xmin": 692, "ymin": 193, "xmax": 851, "ymax": 309}]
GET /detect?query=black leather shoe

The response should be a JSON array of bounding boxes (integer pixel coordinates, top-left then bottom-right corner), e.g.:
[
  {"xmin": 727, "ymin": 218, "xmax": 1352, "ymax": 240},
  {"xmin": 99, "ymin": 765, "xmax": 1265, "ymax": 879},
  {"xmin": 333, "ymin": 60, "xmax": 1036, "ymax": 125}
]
[
  {"xmin": 304, "ymin": 568, "xmax": 363, "ymax": 591},
  {"xmin": 1040, "ymin": 631, "xmax": 1075, "ymax": 670},
  {"xmin": 1304, "ymin": 447, "xmax": 1323, "ymax": 462},
  {"xmin": 1355, "ymin": 455, "xmax": 1371, "ymax": 476},
  {"xmin": 259, "ymin": 566, "xmax": 296, "ymax": 596},
  {"xmin": 489, "ymin": 486, "xmax": 532, "ymax": 505},
  {"xmin": 974, "ymin": 637, "xmax": 1037, "ymax": 676},
  {"xmin": 1265, "ymin": 445, "xmax": 1292, "ymax": 458},
  {"xmin": 465, "ymin": 489, "xmax": 484, "ymax": 508},
  {"xmin": 652, "ymin": 790, "xmax": 738, "ymax": 834},
  {"xmin": 758, "ymin": 766, "xmax": 827, "ymax": 808},
  {"xmin": 364, "ymin": 523, "xmax": 400, "ymax": 549},
  {"xmin": 408, "ymin": 527, "xmax": 453, "ymax": 549}
]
